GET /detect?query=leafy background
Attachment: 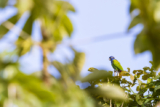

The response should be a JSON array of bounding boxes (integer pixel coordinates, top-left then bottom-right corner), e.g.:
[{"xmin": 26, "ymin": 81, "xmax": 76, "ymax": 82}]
[{"xmin": 0, "ymin": 0, "xmax": 160, "ymax": 107}]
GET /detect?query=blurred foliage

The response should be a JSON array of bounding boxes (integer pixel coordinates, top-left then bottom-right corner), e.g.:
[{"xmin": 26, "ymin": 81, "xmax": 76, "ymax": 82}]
[
  {"xmin": 0, "ymin": 0, "xmax": 96, "ymax": 106},
  {"xmin": 128, "ymin": 0, "xmax": 160, "ymax": 69},
  {"xmin": 0, "ymin": 48, "xmax": 96, "ymax": 107},
  {"xmin": 0, "ymin": 0, "xmax": 75, "ymax": 55},
  {"xmin": 1, "ymin": 0, "xmax": 160, "ymax": 107}
]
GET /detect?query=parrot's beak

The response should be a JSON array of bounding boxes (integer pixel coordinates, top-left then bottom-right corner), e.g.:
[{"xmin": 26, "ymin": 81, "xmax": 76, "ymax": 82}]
[{"xmin": 109, "ymin": 58, "xmax": 110, "ymax": 61}]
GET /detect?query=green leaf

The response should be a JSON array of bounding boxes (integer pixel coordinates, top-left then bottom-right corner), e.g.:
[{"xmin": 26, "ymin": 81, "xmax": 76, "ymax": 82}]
[
  {"xmin": 0, "ymin": 24, "xmax": 8, "ymax": 38},
  {"xmin": 143, "ymin": 67, "xmax": 150, "ymax": 70},
  {"xmin": 130, "ymin": 74, "xmax": 134, "ymax": 81},
  {"xmin": 136, "ymin": 94, "xmax": 144, "ymax": 105},
  {"xmin": 53, "ymin": 29, "xmax": 62, "ymax": 41},
  {"xmin": 128, "ymin": 15, "xmax": 141, "ymax": 30},
  {"xmin": 147, "ymin": 78, "xmax": 152, "ymax": 83},
  {"xmin": 143, "ymin": 98, "xmax": 152, "ymax": 105},
  {"xmin": 154, "ymin": 85, "xmax": 160, "ymax": 92},
  {"xmin": 56, "ymin": 1, "xmax": 75, "ymax": 12},
  {"xmin": 0, "ymin": 0, "xmax": 8, "ymax": 8},
  {"xmin": 21, "ymin": 14, "xmax": 34, "ymax": 35},
  {"xmin": 120, "ymin": 71, "xmax": 130, "ymax": 76},
  {"xmin": 142, "ymin": 74, "xmax": 150, "ymax": 80},
  {"xmin": 136, "ymin": 86, "xmax": 140, "ymax": 91},
  {"xmin": 129, "ymin": 0, "xmax": 140, "ymax": 13},
  {"xmin": 15, "ymin": 0, "xmax": 34, "ymax": 16},
  {"xmin": 80, "ymin": 70, "xmax": 112, "ymax": 82},
  {"xmin": 121, "ymin": 78, "xmax": 127, "ymax": 83},
  {"xmin": 88, "ymin": 67, "xmax": 98, "ymax": 72},
  {"xmin": 134, "ymin": 31, "xmax": 151, "ymax": 54},
  {"xmin": 62, "ymin": 15, "xmax": 73, "ymax": 36},
  {"xmin": 127, "ymin": 68, "xmax": 130, "ymax": 73},
  {"xmin": 137, "ymin": 79, "xmax": 142, "ymax": 85}
]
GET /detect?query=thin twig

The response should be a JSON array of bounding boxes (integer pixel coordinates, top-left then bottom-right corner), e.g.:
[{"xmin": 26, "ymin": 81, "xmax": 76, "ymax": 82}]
[
  {"xmin": 108, "ymin": 78, "xmax": 112, "ymax": 107},
  {"xmin": 2, "ymin": 20, "xmax": 30, "ymax": 39}
]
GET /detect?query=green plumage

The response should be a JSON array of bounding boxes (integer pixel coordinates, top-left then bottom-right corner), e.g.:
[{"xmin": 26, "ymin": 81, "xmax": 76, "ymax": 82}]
[{"xmin": 111, "ymin": 59, "xmax": 123, "ymax": 72}]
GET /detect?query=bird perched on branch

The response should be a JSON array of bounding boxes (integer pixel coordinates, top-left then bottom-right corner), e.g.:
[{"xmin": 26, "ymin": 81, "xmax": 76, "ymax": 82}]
[{"xmin": 109, "ymin": 56, "xmax": 123, "ymax": 76}]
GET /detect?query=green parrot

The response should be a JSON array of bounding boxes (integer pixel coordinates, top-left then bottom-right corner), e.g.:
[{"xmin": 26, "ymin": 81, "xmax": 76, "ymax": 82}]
[{"xmin": 109, "ymin": 56, "xmax": 123, "ymax": 76}]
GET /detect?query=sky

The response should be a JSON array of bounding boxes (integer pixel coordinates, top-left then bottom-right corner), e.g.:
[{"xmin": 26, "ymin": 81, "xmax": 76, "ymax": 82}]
[{"xmin": 0, "ymin": 0, "xmax": 152, "ymax": 80}]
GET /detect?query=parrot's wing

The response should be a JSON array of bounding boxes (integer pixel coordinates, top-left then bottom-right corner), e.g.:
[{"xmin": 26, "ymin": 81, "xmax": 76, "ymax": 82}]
[{"xmin": 112, "ymin": 59, "xmax": 123, "ymax": 71}]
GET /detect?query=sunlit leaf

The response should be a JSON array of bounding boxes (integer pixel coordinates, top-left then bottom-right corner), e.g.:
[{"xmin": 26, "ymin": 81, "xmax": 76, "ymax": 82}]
[
  {"xmin": 62, "ymin": 15, "xmax": 73, "ymax": 36},
  {"xmin": 15, "ymin": 0, "xmax": 34, "ymax": 16},
  {"xmin": 147, "ymin": 78, "xmax": 152, "ymax": 83},
  {"xmin": 86, "ymin": 84, "xmax": 127, "ymax": 100}
]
